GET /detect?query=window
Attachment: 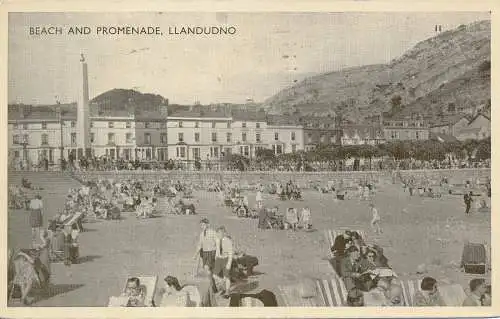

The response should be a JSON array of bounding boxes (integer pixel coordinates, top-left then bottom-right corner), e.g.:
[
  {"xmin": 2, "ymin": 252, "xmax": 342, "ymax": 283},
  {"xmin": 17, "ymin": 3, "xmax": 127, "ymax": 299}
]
[
  {"xmin": 195, "ymin": 121, "xmax": 199, "ymax": 128},
  {"xmin": 226, "ymin": 132, "xmax": 231, "ymax": 143},
  {"xmin": 126, "ymin": 122, "xmax": 131, "ymax": 128},
  {"xmin": 176, "ymin": 147, "xmax": 186, "ymax": 158},
  {"xmin": 212, "ymin": 122, "xmax": 216, "ymax": 128},
  {"xmin": 125, "ymin": 133, "xmax": 132, "ymax": 143},
  {"xmin": 91, "ymin": 133, "xmax": 95, "ymax": 143},
  {"xmin": 195, "ymin": 132, "xmax": 200, "ymax": 142},
  {"xmin": 179, "ymin": 121, "xmax": 183, "ymax": 128},
  {"xmin": 41, "ymin": 134, "xmax": 48, "ymax": 145},
  {"xmin": 108, "ymin": 121, "xmax": 114, "ymax": 128},
  {"xmin": 13, "ymin": 135, "xmax": 20, "ymax": 144},
  {"xmin": 212, "ymin": 132, "xmax": 217, "ymax": 142},
  {"xmin": 320, "ymin": 134, "xmax": 325, "ymax": 143},
  {"xmin": 276, "ymin": 145, "xmax": 283, "ymax": 154},
  {"xmin": 71, "ymin": 133, "xmax": 77, "ymax": 145},
  {"xmin": 256, "ymin": 133, "xmax": 261, "ymax": 142},
  {"xmin": 242, "ymin": 133, "xmax": 247, "ymax": 142},
  {"xmin": 274, "ymin": 133, "xmax": 279, "ymax": 141},
  {"xmin": 307, "ymin": 133, "xmax": 312, "ymax": 143},
  {"xmin": 107, "ymin": 133, "xmax": 114, "ymax": 144},
  {"xmin": 160, "ymin": 133, "xmax": 167, "ymax": 144},
  {"xmin": 292, "ymin": 145, "xmax": 297, "ymax": 153},
  {"xmin": 23, "ymin": 123, "xmax": 28, "ymax": 130},
  {"xmin": 178, "ymin": 133, "xmax": 184, "ymax": 142},
  {"xmin": 42, "ymin": 122, "xmax": 47, "ymax": 129},
  {"xmin": 23, "ymin": 134, "xmax": 29, "ymax": 144},
  {"xmin": 13, "ymin": 123, "xmax": 18, "ymax": 129},
  {"xmin": 242, "ymin": 122, "xmax": 247, "ymax": 128},
  {"xmin": 144, "ymin": 133, "xmax": 151, "ymax": 145},
  {"xmin": 192, "ymin": 148, "xmax": 200, "ymax": 160},
  {"xmin": 14, "ymin": 150, "xmax": 20, "ymax": 158},
  {"xmin": 210, "ymin": 147, "xmax": 219, "ymax": 158},
  {"xmin": 90, "ymin": 122, "xmax": 94, "ymax": 128},
  {"xmin": 416, "ymin": 131, "xmax": 420, "ymax": 140},
  {"xmin": 243, "ymin": 146, "xmax": 249, "ymax": 156},
  {"xmin": 256, "ymin": 123, "xmax": 260, "ymax": 129},
  {"xmin": 227, "ymin": 122, "xmax": 231, "ymax": 129},
  {"xmin": 145, "ymin": 122, "xmax": 151, "ymax": 129},
  {"xmin": 391, "ymin": 131, "xmax": 398, "ymax": 139},
  {"xmin": 291, "ymin": 132, "xmax": 296, "ymax": 141}
]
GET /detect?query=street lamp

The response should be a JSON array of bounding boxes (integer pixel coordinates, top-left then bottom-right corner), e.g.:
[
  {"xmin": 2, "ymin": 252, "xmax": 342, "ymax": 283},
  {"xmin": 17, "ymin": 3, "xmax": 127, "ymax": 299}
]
[{"xmin": 20, "ymin": 141, "xmax": 29, "ymax": 171}]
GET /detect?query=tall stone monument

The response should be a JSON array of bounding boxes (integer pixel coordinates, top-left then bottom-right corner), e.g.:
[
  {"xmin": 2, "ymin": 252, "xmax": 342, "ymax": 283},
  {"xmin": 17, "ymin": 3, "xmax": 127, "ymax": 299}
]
[{"xmin": 77, "ymin": 53, "xmax": 91, "ymax": 158}]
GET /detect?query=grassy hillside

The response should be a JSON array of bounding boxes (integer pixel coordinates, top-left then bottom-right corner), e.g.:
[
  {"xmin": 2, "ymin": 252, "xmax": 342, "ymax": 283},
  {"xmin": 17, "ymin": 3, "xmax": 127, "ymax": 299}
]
[{"xmin": 265, "ymin": 20, "xmax": 491, "ymax": 121}]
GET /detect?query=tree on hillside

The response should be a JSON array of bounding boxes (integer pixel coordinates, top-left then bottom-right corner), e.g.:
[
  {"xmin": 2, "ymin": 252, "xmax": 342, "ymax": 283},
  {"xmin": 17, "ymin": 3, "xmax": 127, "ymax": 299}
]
[{"xmin": 390, "ymin": 94, "xmax": 403, "ymax": 115}]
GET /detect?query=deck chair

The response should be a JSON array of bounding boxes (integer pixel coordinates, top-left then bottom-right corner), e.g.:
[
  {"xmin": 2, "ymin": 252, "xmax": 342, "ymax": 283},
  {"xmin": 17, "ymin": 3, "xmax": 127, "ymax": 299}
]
[
  {"xmin": 325, "ymin": 229, "xmax": 367, "ymax": 258},
  {"xmin": 108, "ymin": 275, "xmax": 158, "ymax": 307},
  {"xmin": 399, "ymin": 279, "xmax": 422, "ymax": 306},
  {"xmin": 315, "ymin": 276, "xmax": 348, "ymax": 307}
]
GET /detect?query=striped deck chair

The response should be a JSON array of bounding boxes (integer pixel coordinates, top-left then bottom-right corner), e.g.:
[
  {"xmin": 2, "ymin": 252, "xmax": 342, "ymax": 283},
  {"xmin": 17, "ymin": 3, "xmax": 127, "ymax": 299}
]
[
  {"xmin": 315, "ymin": 277, "xmax": 348, "ymax": 307},
  {"xmin": 400, "ymin": 279, "xmax": 422, "ymax": 306},
  {"xmin": 325, "ymin": 229, "xmax": 367, "ymax": 258}
]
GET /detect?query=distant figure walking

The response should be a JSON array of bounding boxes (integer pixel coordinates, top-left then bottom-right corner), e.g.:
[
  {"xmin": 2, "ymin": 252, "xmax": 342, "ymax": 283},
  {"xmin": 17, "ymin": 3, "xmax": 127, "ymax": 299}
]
[
  {"xmin": 369, "ymin": 203, "xmax": 382, "ymax": 235},
  {"xmin": 464, "ymin": 191, "xmax": 473, "ymax": 215}
]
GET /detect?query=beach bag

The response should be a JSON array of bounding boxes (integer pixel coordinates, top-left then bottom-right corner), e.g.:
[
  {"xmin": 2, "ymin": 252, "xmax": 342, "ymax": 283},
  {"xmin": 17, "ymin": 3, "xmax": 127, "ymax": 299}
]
[{"xmin": 461, "ymin": 242, "xmax": 486, "ymax": 274}]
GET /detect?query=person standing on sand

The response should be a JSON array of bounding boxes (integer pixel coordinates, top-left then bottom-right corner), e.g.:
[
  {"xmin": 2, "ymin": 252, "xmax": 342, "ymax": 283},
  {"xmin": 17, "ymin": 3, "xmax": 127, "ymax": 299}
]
[
  {"xmin": 29, "ymin": 194, "xmax": 44, "ymax": 247},
  {"xmin": 369, "ymin": 203, "xmax": 382, "ymax": 234},
  {"xmin": 255, "ymin": 189, "xmax": 263, "ymax": 208},
  {"xmin": 194, "ymin": 218, "xmax": 218, "ymax": 277},
  {"xmin": 464, "ymin": 191, "xmax": 474, "ymax": 215}
]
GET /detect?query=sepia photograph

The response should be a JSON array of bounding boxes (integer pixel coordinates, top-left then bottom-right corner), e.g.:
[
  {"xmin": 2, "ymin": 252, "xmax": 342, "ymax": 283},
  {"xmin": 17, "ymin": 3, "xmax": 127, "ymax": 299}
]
[{"xmin": 5, "ymin": 10, "xmax": 493, "ymax": 312}]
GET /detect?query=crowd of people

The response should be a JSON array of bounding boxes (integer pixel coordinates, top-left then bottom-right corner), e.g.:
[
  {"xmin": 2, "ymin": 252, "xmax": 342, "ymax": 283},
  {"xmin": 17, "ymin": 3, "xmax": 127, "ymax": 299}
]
[{"xmin": 8, "ymin": 169, "xmax": 492, "ymax": 307}]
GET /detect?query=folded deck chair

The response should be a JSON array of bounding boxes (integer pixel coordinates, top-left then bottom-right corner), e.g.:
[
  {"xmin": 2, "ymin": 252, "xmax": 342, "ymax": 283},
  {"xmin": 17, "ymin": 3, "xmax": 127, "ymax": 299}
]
[{"xmin": 108, "ymin": 275, "xmax": 158, "ymax": 307}]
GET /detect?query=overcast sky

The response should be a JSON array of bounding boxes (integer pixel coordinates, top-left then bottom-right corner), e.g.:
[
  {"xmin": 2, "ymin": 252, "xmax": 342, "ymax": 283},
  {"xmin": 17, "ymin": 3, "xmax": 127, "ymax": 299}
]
[{"xmin": 8, "ymin": 12, "xmax": 490, "ymax": 105}]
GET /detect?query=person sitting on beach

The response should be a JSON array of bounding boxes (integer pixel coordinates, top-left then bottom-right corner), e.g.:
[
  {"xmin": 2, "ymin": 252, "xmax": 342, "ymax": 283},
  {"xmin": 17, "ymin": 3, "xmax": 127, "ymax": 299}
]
[
  {"xmin": 463, "ymin": 278, "xmax": 487, "ymax": 306},
  {"xmin": 122, "ymin": 277, "xmax": 146, "ymax": 307},
  {"xmin": 413, "ymin": 277, "xmax": 445, "ymax": 306},
  {"xmin": 300, "ymin": 207, "xmax": 312, "ymax": 230},
  {"xmin": 341, "ymin": 246, "xmax": 363, "ymax": 291},
  {"xmin": 285, "ymin": 208, "xmax": 299, "ymax": 231},
  {"xmin": 159, "ymin": 276, "xmax": 190, "ymax": 307},
  {"xmin": 480, "ymin": 285, "xmax": 491, "ymax": 306}
]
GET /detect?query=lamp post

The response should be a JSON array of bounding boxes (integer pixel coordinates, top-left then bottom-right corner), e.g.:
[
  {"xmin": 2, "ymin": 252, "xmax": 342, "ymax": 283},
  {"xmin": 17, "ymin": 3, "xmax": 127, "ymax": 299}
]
[
  {"xmin": 20, "ymin": 141, "xmax": 29, "ymax": 171},
  {"xmin": 58, "ymin": 104, "xmax": 65, "ymax": 170}
]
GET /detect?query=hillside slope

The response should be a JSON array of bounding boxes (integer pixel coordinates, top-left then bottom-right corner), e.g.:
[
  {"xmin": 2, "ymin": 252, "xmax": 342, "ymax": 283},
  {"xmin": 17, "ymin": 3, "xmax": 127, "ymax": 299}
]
[{"xmin": 265, "ymin": 20, "xmax": 491, "ymax": 121}]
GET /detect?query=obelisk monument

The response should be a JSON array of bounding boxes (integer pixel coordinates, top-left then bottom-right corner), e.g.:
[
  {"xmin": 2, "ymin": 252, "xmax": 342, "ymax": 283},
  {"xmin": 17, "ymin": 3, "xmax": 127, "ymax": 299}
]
[{"xmin": 77, "ymin": 53, "xmax": 91, "ymax": 158}]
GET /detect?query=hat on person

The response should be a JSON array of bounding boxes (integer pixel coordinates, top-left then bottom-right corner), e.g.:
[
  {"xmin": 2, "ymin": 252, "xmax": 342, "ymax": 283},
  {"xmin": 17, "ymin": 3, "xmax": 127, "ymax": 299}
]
[{"xmin": 200, "ymin": 218, "xmax": 209, "ymax": 224}]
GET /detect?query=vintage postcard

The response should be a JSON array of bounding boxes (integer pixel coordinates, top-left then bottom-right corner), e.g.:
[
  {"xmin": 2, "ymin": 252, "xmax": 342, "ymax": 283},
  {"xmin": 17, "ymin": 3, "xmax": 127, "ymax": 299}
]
[{"xmin": 1, "ymin": 1, "xmax": 498, "ymax": 318}]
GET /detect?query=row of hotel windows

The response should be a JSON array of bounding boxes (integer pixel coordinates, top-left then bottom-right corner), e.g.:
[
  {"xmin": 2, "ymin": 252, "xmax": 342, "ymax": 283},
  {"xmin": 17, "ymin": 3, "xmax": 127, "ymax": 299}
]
[
  {"xmin": 13, "ymin": 131, "xmax": 297, "ymax": 146},
  {"xmin": 13, "ymin": 121, "xmax": 264, "ymax": 130}
]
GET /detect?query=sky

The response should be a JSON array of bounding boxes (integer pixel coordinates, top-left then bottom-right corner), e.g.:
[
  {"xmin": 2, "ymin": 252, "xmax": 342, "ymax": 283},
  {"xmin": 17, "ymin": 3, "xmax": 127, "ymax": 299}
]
[{"xmin": 8, "ymin": 12, "xmax": 490, "ymax": 105}]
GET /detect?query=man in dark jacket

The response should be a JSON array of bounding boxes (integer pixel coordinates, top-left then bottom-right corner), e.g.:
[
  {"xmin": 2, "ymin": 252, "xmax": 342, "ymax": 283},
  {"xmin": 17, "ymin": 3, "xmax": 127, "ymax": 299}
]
[{"xmin": 464, "ymin": 191, "xmax": 473, "ymax": 215}]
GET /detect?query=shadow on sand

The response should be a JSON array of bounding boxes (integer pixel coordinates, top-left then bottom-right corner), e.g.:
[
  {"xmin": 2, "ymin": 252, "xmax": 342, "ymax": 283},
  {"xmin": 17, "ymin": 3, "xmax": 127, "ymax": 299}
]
[
  {"xmin": 76, "ymin": 255, "xmax": 102, "ymax": 264},
  {"xmin": 9, "ymin": 283, "xmax": 84, "ymax": 306}
]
